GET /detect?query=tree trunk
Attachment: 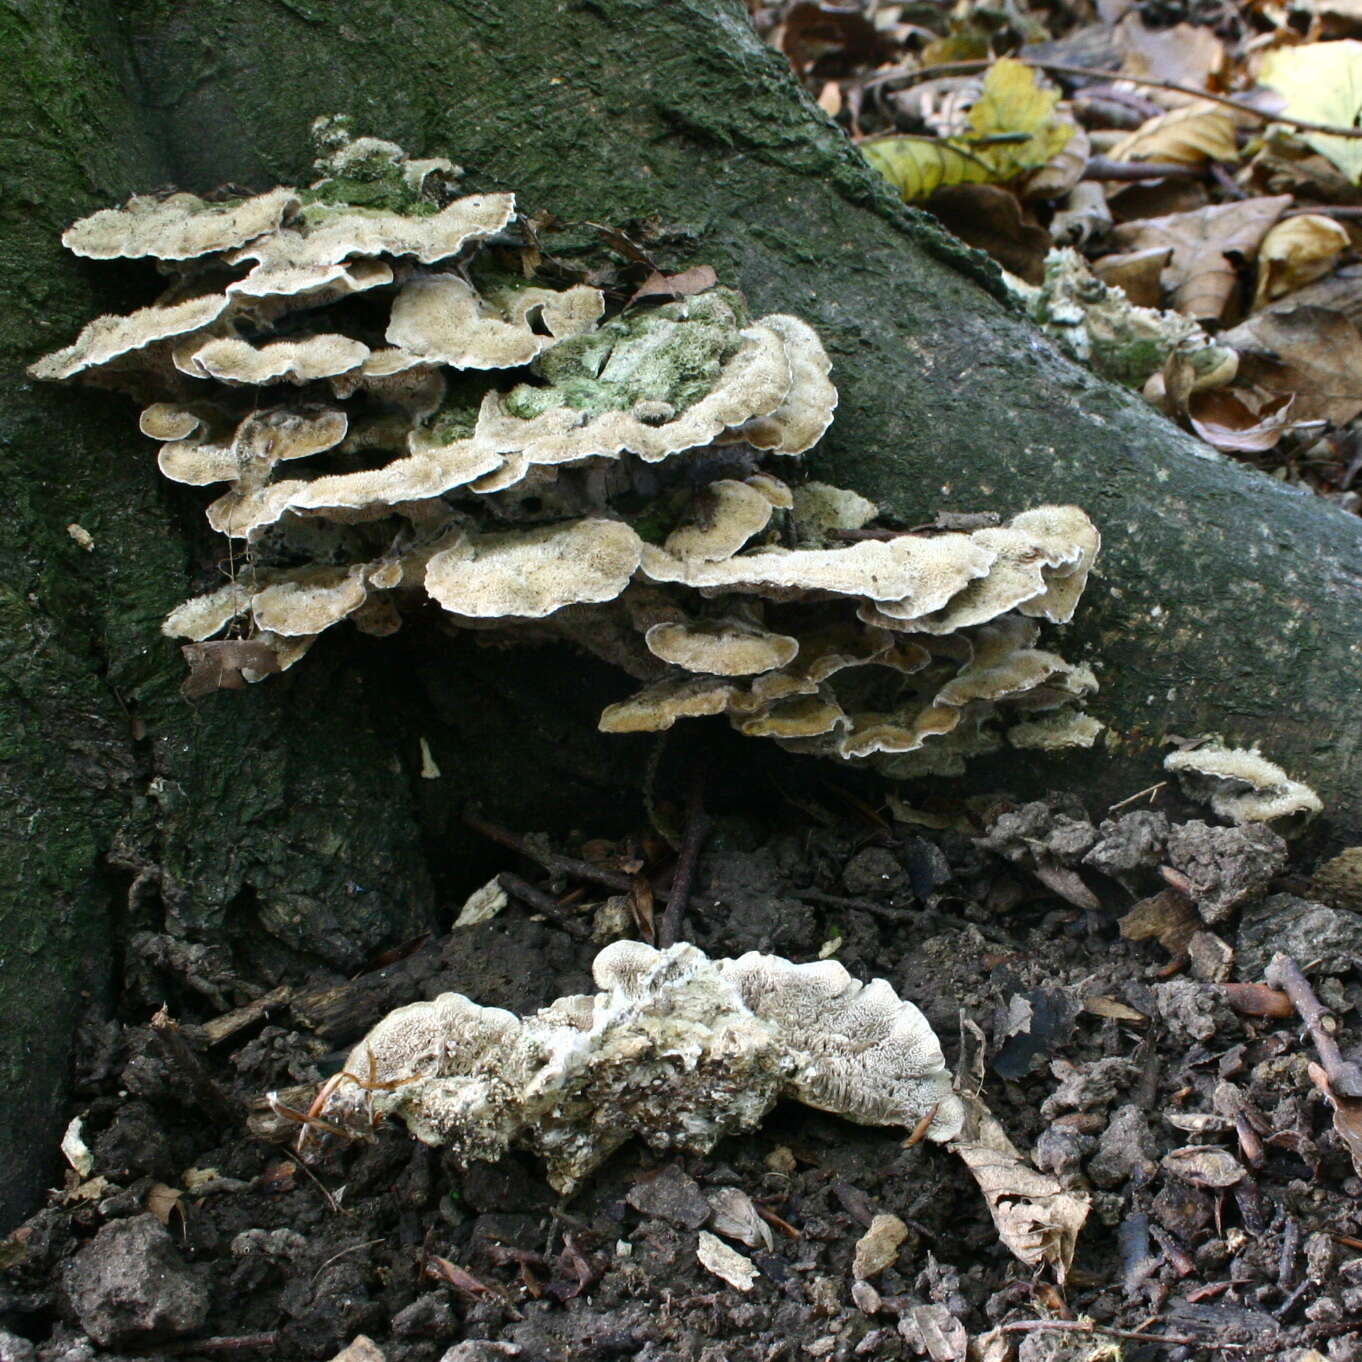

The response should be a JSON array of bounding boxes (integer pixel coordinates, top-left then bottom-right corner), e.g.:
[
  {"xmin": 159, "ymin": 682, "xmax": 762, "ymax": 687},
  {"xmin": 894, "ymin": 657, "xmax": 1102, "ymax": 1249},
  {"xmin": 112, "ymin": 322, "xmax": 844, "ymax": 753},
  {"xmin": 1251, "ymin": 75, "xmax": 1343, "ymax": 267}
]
[{"xmin": 2, "ymin": 0, "xmax": 1359, "ymax": 1224}]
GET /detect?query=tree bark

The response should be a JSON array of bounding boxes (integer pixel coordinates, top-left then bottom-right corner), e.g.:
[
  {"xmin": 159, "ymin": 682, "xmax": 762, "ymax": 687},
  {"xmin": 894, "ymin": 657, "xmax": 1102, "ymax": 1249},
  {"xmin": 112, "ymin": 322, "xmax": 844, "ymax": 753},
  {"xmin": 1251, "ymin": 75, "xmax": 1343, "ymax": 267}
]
[{"xmin": 2, "ymin": 0, "xmax": 1359, "ymax": 1224}]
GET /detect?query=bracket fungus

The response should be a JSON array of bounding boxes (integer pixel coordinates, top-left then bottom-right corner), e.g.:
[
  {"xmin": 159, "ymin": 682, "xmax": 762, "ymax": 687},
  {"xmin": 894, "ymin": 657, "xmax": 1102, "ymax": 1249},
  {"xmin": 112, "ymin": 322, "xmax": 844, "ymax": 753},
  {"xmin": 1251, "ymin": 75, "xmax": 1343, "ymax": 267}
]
[
  {"xmin": 316, "ymin": 940, "xmax": 963, "ymax": 1192},
  {"xmin": 1164, "ymin": 742, "xmax": 1323, "ymax": 828},
  {"xmin": 31, "ymin": 119, "xmax": 1102, "ymax": 776}
]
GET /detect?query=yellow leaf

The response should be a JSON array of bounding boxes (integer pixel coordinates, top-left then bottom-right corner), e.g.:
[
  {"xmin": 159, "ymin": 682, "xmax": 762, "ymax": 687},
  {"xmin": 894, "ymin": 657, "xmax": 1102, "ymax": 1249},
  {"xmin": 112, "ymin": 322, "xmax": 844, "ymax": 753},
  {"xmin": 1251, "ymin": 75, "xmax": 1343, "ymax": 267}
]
[
  {"xmin": 1253, "ymin": 213, "xmax": 1350, "ymax": 307},
  {"xmin": 861, "ymin": 136, "xmax": 995, "ymax": 202},
  {"xmin": 863, "ymin": 60, "xmax": 1074, "ymax": 203},
  {"xmin": 1260, "ymin": 41, "xmax": 1362, "ymax": 184},
  {"xmin": 963, "ymin": 58, "xmax": 1074, "ymax": 182},
  {"xmin": 1107, "ymin": 102, "xmax": 1239, "ymax": 166}
]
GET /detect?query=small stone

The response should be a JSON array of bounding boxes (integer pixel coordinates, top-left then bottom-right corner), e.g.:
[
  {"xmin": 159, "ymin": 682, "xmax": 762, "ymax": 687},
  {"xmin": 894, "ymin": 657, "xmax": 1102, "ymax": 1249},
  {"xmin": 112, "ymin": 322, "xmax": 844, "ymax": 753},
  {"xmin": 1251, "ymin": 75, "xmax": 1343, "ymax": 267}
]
[
  {"xmin": 0, "ymin": 1330, "xmax": 36, "ymax": 1362},
  {"xmin": 1087, "ymin": 1105, "xmax": 1158, "ymax": 1189},
  {"xmin": 766, "ymin": 1145, "xmax": 797, "ymax": 1174},
  {"xmin": 1165, "ymin": 821, "xmax": 1286, "ymax": 923},
  {"xmin": 61, "ymin": 1214, "xmax": 208, "ymax": 1347},
  {"xmin": 1187, "ymin": 929, "xmax": 1233, "ymax": 982},
  {"xmin": 330, "ymin": 1341, "xmax": 385, "ymax": 1362},
  {"xmin": 1238, "ymin": 894, "xmax": 1362, "ymax": 979},
  {"xmin": 1311, "ymin": 847, "xmax": 1362, "ymax": 913},
  {"xmin": 842, "ymin": 846, "xmax": 906, "ymax": 898},
  {"xmin": 852, "ymin": 1213, "xmax": 908, "ymax": 1280},
  {"xmin": 626, "ymin": 1164, "xmax": 711, "ymax": 1229}
]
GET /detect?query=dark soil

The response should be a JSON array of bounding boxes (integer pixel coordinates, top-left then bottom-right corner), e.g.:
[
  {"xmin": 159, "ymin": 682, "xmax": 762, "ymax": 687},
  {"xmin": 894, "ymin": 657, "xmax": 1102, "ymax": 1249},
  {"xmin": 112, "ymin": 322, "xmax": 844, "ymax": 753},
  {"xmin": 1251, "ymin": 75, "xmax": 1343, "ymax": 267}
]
[{"xmin": 4, "ymin": 784, "xmax": 1362, "ymax": 1362}]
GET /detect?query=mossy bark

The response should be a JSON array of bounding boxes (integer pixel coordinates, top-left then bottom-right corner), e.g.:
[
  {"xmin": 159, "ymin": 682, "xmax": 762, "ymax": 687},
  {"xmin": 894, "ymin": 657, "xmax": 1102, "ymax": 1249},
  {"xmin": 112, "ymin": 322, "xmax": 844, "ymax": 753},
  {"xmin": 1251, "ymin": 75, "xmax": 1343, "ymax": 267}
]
[{"xmin": 2, "ymin": 0, "xmax": 1360, "ymax": 1224}]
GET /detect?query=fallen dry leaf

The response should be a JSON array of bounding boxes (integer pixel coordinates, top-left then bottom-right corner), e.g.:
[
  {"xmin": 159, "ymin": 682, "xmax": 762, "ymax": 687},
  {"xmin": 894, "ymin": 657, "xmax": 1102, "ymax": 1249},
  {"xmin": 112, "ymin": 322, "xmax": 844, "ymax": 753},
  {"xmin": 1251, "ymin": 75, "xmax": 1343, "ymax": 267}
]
[
  {"xmin": 1309, "ymin": 1060, "xmax": 1362, "ymax": 1179},
  {"xmin": 1109, "ymin": 195, "xmax": 1292, "ymax": 321},
  {"xmin": 1092, "ymin": 246, "xmax": 1172, "ymax": 308},
  {"xmin": 1108, "ymin": 103, "xmax": 1239, "ymax": 167},
  {"xmin": 1253, "ymin": 215, "xmax": 1351, "ymax": 308},
  {"xmin": 707, "ymin": 1187, "xmax": 774, "ymax": 1251},
  {"xmin": 1187, "ymin": 389, "xmax": 1301, "ymax": 452},
  {"xmin": 948, "ymin": 1091, "xmax": 1090, "ymax": 1281},
  {"xmin": 1161, "ymin": 1145, "xmax": 1246, "ymax": 1187},
  {"xmin": 1260, "ymin": 41, "xmax": 1362, "ymax": 185},
  {"xmin": 146, "ymin": 1182, "xmax": 184, "ymax": 1226},
  {"xmin": 629, "ymin": 265, "xmax": 719, "ymax": 305},
  {"xmin": 181, "ymin": 639, "xmax": 281, "ymax": 699},
  {"xmin": 1118, "ymin": 887, "xmax": 1201, "ymax": 957},
  {"xmin": 899, "ymin": 1304, "xmax": 968, "ymax": 1361},
  {"xmin": 925, "ymin": 183, "xmax": 1052, "ymax": 283},
  {"xmin": 852, "ymin": 1213, "xmax": 909, "ymax": 1280},
  {"xmin": 1026, "ymin": 125, "xmax": 1090, "ymax": 201},
  {"xmin": 1116, "ymin": 13, "xmax": 1225, "ymax": 92},
  {"xmin": 1220, "ymin": 303, "xmax": 1362, "ymax": 427},
  {"xmin": 696, "ymin": 1230, "xmax": 758, "ymax": 1291}
]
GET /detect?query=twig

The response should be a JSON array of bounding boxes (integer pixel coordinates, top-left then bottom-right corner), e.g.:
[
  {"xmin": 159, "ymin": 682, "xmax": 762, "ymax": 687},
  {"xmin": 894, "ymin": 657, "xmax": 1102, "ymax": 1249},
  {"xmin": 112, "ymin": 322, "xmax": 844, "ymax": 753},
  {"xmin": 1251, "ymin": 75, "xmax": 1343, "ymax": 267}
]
[
  {"xmin": 1083, "ymin": 158, "xmax": 1206, "ymax": 181},
  {"xmin": 793, "ymin": 887, "xmax": 915, "ymax": 921},
  {"xmin": 998, "ymin": 1319, "xmax": 1256, "ymax": 1350},
  {"xmin": 1107, "ymin": 781, "xmax": 1166, "ymax": 814},
  {"xmin": 498, "ymin": 872, "xmax": 593, "ymax": 941},
  {"xmin": 464, "ymin": 809, "xmax": 633, "ymax": 892},
  {"xmin": 155, "ymin": 1334, "xmax": 280, "ymax": 1355},
  {"xmin": 1283, "ymin": 205, "xmax": 1362, "ymax": 219},
  {"xmin": 149, "ymin": 1007, "xmax": 241, "ymax": 1125},
  {"xmin": 1266, "ymin": 953, "xmax": 1362, "ymax": 1097},
  {"xmin": 657, "ymin": 762, "xmax": 709, "ymax": 948},
  {"xmin": 313, "ymin": 1238, "xmax": 386, "ymax": 1282},
  {"xmin": 860, "ymin": 59, "xmax": 1362, "ymax": 140}
]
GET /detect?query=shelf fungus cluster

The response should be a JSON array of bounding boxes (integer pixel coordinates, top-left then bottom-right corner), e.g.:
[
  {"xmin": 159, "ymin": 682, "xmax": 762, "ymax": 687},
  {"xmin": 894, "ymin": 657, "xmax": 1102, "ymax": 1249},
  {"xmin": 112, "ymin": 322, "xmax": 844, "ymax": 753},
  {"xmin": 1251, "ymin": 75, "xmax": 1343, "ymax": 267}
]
[
  {"xmin": 314, "ymin": 940, "xmax": 964, "ymax": 1192},
  {"xmin": 32, "ymin": 121, "xmax": 1101, "ymax": 772}
]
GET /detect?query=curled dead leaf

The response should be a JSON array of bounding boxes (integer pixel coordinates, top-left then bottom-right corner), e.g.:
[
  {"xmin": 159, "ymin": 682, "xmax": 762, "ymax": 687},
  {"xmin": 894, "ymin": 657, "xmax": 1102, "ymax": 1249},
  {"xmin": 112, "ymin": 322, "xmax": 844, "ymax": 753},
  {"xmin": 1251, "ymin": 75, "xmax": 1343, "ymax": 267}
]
[
  {"xmin": 1253, "ymin": 215, "xmax": 1350, "ymax": 309},
  {"xmin": 181, "ymin": 639, "xmax": 281, "ymax": 699},
  {"xmin": 1107, "ymin": 103, "xmax": 1238, "ymax": 167},
  {"xmin": 1161, "ymin": 1145, "xmax": 1245, "ymax": 1187},
  {"xmin": 1187, "ymin": 389, "xmax": 1302, "ymax": 453},
  {"xmin": 948, "ymin": 1090, "xmax": 1090, "ymax": 1281}
]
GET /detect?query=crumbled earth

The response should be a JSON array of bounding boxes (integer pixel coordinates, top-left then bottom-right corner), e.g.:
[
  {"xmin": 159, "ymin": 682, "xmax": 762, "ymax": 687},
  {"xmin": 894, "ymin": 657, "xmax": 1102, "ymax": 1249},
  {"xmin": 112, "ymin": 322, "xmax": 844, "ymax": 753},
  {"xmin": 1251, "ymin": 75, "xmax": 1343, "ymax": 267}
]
[{"xmin": 4, "ymin": 787, "xmax": 1362, "ymax": 1362}]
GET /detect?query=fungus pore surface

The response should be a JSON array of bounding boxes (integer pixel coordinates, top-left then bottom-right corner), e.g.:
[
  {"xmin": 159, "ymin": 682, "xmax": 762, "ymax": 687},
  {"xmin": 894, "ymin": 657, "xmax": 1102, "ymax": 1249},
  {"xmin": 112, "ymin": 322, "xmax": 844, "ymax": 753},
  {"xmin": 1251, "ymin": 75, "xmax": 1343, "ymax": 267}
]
[{"xmin": 319, "ymin": 941, "xmax": 964, "ymax": 1192}]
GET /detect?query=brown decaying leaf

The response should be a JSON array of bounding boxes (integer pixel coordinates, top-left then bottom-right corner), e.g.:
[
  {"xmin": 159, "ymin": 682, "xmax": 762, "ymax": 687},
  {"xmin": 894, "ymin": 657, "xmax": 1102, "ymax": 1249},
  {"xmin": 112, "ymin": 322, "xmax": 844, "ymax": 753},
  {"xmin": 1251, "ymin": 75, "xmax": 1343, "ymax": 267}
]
[
  {"xmin": 778, "ymin": 2, "xmax": 892, "ymax": 74},
  {"xmin": 1109, "ymin": 195, "xmax": 1292, "ymax": 322},
  {"xmin": 1309, "ymin": 1060, "xmax": 1362, "ymax": 1179},
  {"xmin": 925, "ymin": 184, "xmax": 1052, "ymax": 283},
  {"xmin": 1092, "ymin": 247, "xmax": 1172, "ymax": 308},
  {"xmin": 1219, "ymin": 303, "xmax": 1362, "ymax": 427},
  {"xmin": 1115, "ymin": 13, "xmax": 1225, "ymax": 92},
  {"xmin": 629, "ymin": 265, "xmax": 719, "ymax": 306},
  {"xmin": 948, "ymin": 1091, "xmax": 1090, "ymax": 1281},
  {"xmin": 1118, "ymin": 887, "xmax": 1200, "ymax": 957},
  {"xmin": 181, "ymin": 639, "xmax": 281, "ymax": 699},
  {"xmin": 1082, "ymin": 994, "xmax": 1148, "ymax": 1022},
  {"xmin": 1187, "ymin": 389, "xmax": 1301, "ymax": 453},
  {"xmin": 145, "ymin": 1182, "xmax": 184, "ymax": 1226}
]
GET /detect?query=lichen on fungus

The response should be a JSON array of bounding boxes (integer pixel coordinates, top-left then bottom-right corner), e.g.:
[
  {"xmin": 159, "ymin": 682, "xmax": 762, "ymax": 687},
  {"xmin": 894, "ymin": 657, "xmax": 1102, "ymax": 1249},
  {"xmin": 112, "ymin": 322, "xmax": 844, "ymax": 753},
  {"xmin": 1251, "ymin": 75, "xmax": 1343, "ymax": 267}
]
[{"xmin": 30, "ymin": 118, "xmax": 1103, "ymax": 776}]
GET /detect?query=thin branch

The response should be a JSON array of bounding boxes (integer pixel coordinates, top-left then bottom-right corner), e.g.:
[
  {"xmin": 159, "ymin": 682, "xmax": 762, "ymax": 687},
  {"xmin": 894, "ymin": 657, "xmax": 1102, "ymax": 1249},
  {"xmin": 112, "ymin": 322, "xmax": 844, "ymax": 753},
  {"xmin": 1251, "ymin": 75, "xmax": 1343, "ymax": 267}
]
[
  {"xmin": 794, "ymin": 887, "xmax": 916, "ymax": 921},
  {"xmin": 464, "ymin": 809, "xmax": 633, "ymax": 892},
  {"xmin": 498, "ymin": 872, "xmax": 593, "ymax": 941},
  {"xmin": 1266, "ymin": 953, "xmax": 1362, "ymax": 1096},
  {"xmin": 657, "ymin": 762, "xmax": 709, "ymax": 948},
  {"xmin": 998, "ymin": 1319, "xmax": 1257, "ymax": 1350},
  {"xmin": 861, "ymin": 59, "xmax": 1362, "ymax": 140}
]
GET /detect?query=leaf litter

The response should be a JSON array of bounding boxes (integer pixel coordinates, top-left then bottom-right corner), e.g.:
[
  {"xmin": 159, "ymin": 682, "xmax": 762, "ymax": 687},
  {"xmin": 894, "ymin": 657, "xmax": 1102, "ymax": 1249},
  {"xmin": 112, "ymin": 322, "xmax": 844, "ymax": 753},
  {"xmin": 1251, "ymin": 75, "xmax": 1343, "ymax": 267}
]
[{"xmin": 772, "ymin": 0, "xmax": 1362, "ymax": 505}]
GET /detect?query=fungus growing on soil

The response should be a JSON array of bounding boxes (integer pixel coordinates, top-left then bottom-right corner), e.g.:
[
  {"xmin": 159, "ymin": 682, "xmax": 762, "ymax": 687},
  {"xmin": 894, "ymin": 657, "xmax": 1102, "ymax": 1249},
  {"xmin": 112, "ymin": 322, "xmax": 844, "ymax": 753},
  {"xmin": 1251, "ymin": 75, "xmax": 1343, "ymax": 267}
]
[
  {"xmin": 30, "ymin": 118, "xmax": 1102, "ymax": 776},
  {"xmin": 316, "ymin": 940, "xmax": 963, "ymax": 1192}
]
